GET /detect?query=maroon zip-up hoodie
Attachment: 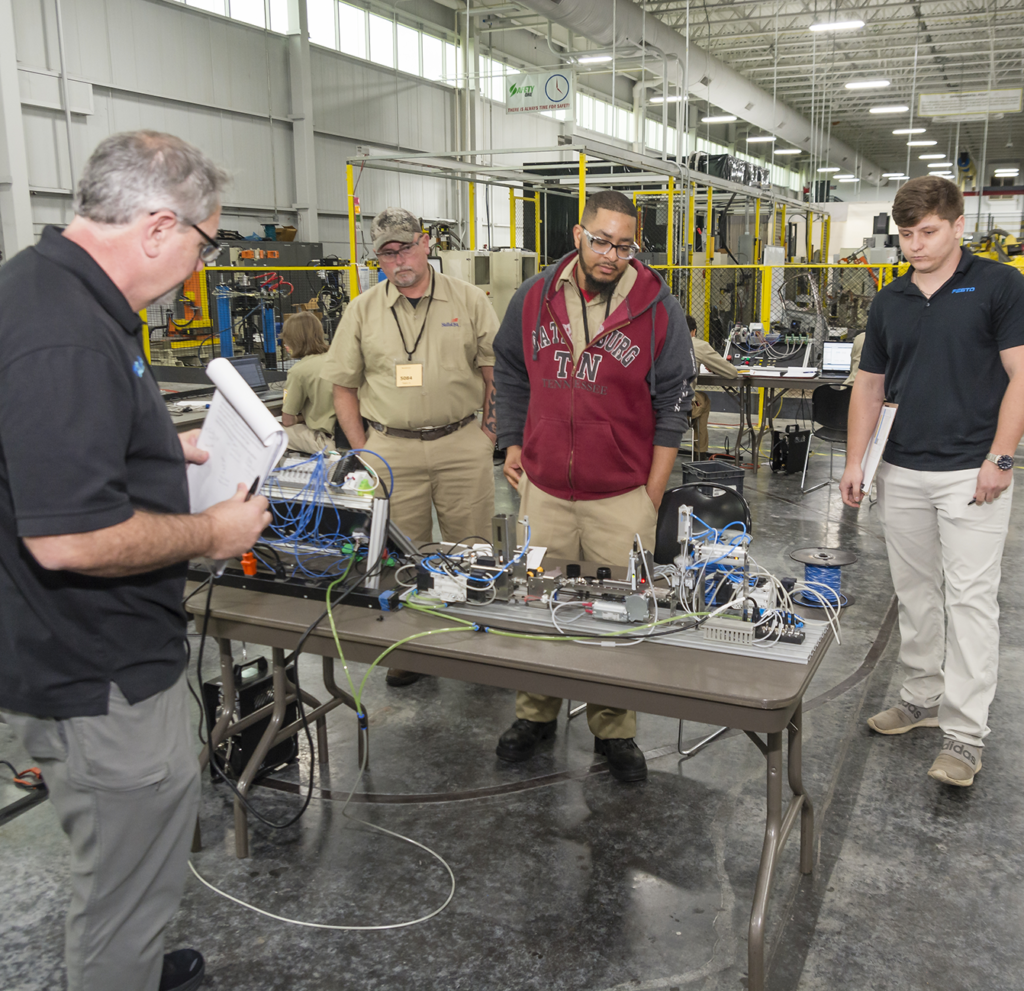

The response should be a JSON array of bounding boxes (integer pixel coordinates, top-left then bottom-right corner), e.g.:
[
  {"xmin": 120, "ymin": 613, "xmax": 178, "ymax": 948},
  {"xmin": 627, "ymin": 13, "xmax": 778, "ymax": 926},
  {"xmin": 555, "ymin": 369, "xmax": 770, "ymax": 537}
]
[{"xmin": 494, "ymin": 252, "xmax": 694, "ymax": 501}]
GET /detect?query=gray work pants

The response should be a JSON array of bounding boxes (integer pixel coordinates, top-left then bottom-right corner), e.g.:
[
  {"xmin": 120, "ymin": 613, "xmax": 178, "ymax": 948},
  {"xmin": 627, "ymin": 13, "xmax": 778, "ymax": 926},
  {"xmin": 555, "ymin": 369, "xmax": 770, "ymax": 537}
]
[{"xmin": 2, "ymin": 672, "xmax": 200, "ymax": 991}]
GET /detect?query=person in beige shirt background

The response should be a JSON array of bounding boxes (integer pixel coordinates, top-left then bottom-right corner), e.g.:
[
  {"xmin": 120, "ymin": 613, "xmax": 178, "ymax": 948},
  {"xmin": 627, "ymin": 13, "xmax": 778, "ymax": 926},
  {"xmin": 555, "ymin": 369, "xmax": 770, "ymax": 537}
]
[
  {"xmin": 687, "ymin": 313, "xmax": 739, "ymax": 456},
  {"xmin": 321, "ymin": 207, "xmax": 498, "ymax": 686},
  {"xmin": 280, "ymin": 311, "xmax": 337, "ymax": 453}
]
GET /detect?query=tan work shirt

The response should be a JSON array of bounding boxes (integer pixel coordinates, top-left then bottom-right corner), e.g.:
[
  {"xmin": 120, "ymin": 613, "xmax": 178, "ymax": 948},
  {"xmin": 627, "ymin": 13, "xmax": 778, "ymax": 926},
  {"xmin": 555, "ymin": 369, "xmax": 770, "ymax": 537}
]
[
  {"xmin": 321, "ymin": 270, "xmax": 497, "ymax": 430},
  {"xmin": 557, "ymin": 255, "xmax": 638, "ymax": 359},
  {"xmin": 692, "ymin": 337, "xmax": 739, "ymax": 379},
  {"xmin": 282, "ymin": 353, "xmax": 336, "ymax": 434}
]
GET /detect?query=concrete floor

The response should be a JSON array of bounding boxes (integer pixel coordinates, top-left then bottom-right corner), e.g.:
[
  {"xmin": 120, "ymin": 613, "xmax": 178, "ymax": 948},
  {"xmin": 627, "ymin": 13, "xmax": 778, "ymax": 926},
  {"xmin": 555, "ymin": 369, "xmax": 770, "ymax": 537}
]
[{"xmin": 4, "ymin": 414, "xmax": 1024, "ymax": 991}]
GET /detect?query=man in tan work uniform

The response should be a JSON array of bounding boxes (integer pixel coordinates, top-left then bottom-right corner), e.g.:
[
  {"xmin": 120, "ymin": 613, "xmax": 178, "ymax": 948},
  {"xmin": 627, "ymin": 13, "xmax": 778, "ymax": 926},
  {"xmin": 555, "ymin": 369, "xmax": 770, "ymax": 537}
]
[
  {"xmin": 321, "ymin": 207, "xmax": 498, "ymax": 686},
  {"xmin": 687, "ymin": 313, "xmax": 739, "ymax": 456},
  {"xmin": 493, "ymin": 190, "xmax": 694, "ymax": 781}
]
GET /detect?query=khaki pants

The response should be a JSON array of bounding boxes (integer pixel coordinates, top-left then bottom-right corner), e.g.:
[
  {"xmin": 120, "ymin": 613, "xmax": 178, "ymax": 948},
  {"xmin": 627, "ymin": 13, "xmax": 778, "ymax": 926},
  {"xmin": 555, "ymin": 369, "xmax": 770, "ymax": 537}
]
[
  {"xmin": 362, "ymin": 421, "xmax": 496, "ymax": 547},
  {"xmin": 691, "ymin": 391, "xmax": 710, "ymax": 453},
  {"xmin": 284, "ymin": 422, "xmax": 333, "ymax": 454},
  {"xmin": 877, "ymin": 461, "xmax": 1013, "ymax": 747},
  {"xmin": 2, "ymin": 674, "xmax": 200, "ymax": 991},
  {"xmin": 514, "ymin": 475, "xmax": 658, "ymax": 739}
]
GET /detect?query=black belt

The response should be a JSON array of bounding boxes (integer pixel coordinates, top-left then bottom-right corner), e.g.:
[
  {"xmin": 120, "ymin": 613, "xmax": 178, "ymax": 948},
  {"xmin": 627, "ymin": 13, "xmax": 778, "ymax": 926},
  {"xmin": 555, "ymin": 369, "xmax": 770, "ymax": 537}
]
[{"xmin": 368, "ymin": 414, "xmax": 476, "ymax": 441}]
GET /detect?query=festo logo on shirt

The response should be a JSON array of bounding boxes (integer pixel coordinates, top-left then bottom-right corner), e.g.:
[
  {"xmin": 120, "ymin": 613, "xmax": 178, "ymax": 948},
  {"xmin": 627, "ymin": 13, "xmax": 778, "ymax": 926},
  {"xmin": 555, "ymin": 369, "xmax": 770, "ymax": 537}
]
[{"xmin": 951, "ymin": 287, "xmax": 976, "ymax": 294}]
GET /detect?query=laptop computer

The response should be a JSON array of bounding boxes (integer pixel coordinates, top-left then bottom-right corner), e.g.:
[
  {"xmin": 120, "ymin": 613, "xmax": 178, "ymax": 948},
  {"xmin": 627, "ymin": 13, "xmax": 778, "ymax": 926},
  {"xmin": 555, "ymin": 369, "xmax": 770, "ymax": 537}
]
[
  {"xmin": 225, "ymin": 355, "xmax": 284, "ymax": 401},
  {"xmin": 820, "ymin": 341, "xmax": 854, "ymax": 378}
]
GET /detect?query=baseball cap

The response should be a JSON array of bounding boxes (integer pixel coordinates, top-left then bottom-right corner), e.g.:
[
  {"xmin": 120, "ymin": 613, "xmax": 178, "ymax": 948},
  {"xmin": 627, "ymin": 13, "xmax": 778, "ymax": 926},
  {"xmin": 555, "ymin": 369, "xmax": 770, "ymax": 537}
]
[{"xmin": 371, "ymin": 208, "xmax": 423, "ymax": 253}]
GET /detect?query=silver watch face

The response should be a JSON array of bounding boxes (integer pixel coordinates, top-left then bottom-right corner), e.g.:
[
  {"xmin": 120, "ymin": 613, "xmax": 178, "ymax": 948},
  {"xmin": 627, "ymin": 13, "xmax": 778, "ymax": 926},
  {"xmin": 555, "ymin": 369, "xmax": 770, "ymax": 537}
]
[{"xmin": 991, "ymin": 454, "xmax": 1014, "ymax": 471}]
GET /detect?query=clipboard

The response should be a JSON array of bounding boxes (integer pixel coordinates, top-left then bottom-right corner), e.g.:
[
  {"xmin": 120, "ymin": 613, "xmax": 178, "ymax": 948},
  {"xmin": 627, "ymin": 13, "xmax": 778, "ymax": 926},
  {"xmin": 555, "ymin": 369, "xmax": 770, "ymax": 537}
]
[
  {"xmin": 860, "ymin": 402, "xmax": 897, "ymax": 492},
  {"xmin": 187, "ymin": 357, "xmax": 288, "ymax": 573}
]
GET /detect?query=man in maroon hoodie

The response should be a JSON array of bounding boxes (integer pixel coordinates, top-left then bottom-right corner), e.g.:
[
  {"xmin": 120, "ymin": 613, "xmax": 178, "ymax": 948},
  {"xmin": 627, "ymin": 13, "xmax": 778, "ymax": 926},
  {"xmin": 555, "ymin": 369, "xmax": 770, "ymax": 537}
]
[{"xmin": 493, "ymin": 190, "xmax": 694, "ymax": 782}]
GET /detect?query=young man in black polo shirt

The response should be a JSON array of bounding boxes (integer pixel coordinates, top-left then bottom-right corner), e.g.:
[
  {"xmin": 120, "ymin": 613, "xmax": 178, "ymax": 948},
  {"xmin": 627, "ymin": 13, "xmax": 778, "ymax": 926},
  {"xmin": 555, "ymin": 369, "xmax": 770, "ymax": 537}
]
[
  {"xmin": 0, "ymin": 132, "xmax": 271, "ymax": 991},
  {"xmin": 840, "ymin": 176, "xmax": 1024, "ymax": 788}
]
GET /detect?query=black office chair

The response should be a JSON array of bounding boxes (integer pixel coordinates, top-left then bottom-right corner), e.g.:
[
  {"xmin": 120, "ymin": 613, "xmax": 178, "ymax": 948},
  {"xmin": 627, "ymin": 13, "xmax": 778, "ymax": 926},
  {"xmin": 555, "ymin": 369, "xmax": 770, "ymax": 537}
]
[
  {"xmin": 654, "ymin": 482, "xmax": 753, "ymax": 760},
  {"xmin": 655, "ymin": 482, "xmax": 752, "ymax": 564},
  {"xmin": 800, "ymin": 385, "xmax": 850, "ymax": 495}
]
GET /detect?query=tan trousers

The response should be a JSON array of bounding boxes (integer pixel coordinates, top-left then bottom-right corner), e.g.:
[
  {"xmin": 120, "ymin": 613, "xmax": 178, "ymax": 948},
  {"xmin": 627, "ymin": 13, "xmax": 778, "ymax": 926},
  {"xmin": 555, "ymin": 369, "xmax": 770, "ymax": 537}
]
[
  {"xmin": 691, "ymin": 391, "xmax": 710, "ymax": 453},
  {"xmin": 284, "ymin": 422, "xmax": 333, "ymax": 454},
  {"xmin": 877, "ymin": 461, "xmax": 1013, "ymax": 747},
  {"xmin": 362, "ymin": 421, "xmax": 496, "ymax": 547},
  {"xmin": 514, "ymin": 475, "xmax": 658, "ymax": 739}
]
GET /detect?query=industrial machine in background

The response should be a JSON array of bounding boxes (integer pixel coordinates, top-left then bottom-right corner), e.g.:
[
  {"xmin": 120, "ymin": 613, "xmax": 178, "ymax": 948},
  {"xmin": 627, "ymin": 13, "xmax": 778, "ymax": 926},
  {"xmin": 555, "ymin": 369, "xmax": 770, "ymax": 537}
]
[{"xmin": 439, "ymin": 249, "xmax": 538, "ymax": 320}]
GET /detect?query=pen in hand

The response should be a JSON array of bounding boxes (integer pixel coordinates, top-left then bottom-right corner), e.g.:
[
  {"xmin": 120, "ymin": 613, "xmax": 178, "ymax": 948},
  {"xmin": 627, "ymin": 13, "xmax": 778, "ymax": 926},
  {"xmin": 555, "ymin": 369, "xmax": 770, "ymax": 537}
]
[
  {"xmin": 245, "ymin": 476, "xmax": 260, "ymax": 501},
  {"xmin": 968, "ymin": 498, "xmax": 977, "ymax": 506}
]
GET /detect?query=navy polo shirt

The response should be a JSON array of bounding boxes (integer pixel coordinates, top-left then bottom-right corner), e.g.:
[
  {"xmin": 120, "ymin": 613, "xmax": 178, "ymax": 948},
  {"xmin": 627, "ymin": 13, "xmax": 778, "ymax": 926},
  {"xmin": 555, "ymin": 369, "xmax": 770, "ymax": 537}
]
[
  {"xmin": 0, "ymin": 227, "xmax": 191, "ymax": 718},
  {"xmin": 860, "ymin": 248, "xmax": 1024, "ymax": 471}
]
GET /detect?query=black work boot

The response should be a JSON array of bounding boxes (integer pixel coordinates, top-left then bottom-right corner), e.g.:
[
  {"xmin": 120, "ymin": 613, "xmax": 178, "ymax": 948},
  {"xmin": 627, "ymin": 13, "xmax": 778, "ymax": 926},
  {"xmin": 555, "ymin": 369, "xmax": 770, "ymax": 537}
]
[
  {"xmin": 594, "ymin": 737, "xmax": 648, "ymax": 782},
  {"xmin": 496, "ymin": 718, "xmax": 557, "ymax": 762}
]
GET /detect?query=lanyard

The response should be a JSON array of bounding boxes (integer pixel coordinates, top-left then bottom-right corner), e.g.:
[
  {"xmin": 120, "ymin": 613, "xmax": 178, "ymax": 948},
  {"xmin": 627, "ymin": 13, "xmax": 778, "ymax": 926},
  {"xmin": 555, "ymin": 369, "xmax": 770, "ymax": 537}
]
[
  {"xmin": 391, "ymin": 271, "xmax": 435, "ymax": 362},
  {"xmin": 579, "ymin": 290, "xmax": 613, "ymax": 345}
]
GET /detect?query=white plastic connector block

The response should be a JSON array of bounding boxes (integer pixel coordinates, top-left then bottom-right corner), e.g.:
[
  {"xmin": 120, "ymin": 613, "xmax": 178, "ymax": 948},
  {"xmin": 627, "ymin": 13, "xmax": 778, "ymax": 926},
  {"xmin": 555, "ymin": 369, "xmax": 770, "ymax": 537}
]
[{"xmin": 431, "ymin": 573, "xmax": 468, "ymax": 603}]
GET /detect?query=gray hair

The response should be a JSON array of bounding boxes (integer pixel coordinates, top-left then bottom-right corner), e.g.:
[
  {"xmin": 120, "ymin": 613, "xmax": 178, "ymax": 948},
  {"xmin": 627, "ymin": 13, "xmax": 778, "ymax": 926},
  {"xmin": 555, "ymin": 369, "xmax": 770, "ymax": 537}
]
[{"xmin": 73, "ymin": 131, "xmax": 230, "ymax": 227}]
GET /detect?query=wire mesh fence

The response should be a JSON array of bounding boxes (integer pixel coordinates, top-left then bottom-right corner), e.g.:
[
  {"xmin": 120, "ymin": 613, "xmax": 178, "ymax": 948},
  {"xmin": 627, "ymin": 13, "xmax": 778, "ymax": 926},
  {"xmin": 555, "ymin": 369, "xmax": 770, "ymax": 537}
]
[{"xmin": 145, "ymin": 262, "xmax": 902, "ymax": 372}]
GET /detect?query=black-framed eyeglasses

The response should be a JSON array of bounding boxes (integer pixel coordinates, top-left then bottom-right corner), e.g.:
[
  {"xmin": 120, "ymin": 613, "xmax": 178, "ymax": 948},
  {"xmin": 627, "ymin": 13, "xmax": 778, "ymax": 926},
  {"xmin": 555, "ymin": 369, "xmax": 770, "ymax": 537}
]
[
  {"xmin": 193, "ymin": 224, "xmax": 223, "ymax": 265},
  {"xmin": 580, "ymin": 226, "xmax": 639, "ymax": 260}
]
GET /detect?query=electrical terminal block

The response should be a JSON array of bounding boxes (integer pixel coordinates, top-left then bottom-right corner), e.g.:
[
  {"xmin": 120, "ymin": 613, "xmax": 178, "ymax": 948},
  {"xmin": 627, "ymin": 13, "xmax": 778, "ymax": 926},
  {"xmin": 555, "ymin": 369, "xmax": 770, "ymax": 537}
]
[
  {"xmin": 693, "ymin": 543, "xmax": 747, "ymax": 568},
  {"xmin": 702, "ymin": 617, "xmax": 755, "ymax": 645}
]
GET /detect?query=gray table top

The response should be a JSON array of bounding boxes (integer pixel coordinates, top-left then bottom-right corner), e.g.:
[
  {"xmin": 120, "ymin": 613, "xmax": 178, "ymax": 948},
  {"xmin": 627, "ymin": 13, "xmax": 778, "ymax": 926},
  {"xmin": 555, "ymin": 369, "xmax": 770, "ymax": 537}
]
[{"xmin": 186, "ymin": 582, "xmax": 834, "ymax": 732}]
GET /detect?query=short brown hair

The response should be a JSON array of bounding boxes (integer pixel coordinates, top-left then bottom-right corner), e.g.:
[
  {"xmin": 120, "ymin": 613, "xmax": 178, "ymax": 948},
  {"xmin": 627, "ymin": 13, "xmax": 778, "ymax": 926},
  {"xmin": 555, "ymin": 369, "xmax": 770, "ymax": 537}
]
[
  {"xmin": 581, "ymin": 190, "xmax": 637, "ymax": 227},
  {"xmin": 892, "ymin": 176, "xmax": 964, "ymax": 228},
  {"xmin": 282, "ymin": 311, "xmax": 328, "ymax": 359}
]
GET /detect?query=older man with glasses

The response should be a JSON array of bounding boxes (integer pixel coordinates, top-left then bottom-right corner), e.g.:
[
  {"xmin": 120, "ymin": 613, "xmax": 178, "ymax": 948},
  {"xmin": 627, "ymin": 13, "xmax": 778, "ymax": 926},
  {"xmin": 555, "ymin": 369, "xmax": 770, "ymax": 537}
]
[
  {"xmin": 321, "ymin": 207, "xmax": 499, "ymax": 686},
  {"xmin": 492, "ymin": 189, "xmax": 695, "ymax": 783},
  {"xmin": 0, "ymin": 131, "xmax": 271, "ymax": 991}
]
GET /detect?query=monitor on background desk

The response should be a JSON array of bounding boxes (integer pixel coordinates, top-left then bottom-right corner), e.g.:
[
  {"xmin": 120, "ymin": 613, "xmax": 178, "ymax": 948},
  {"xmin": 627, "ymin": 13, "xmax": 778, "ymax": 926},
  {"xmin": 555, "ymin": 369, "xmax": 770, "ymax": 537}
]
[
  {"xmin": 820, "ymin": 341, "xmax": 854, "ymax": 376},
  {"xmin": 226, "ymin": 355, "xmax": 283, "ymax": 400}
]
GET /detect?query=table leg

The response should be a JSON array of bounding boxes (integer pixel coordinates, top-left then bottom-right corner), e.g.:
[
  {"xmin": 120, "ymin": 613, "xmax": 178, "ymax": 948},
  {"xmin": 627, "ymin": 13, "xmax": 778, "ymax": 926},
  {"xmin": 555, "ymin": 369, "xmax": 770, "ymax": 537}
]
[
  {"xmin": 748, "ymin": 729, "xmax": 783, "ymax": 991},
  {"xmin": 789, "ymin": 702, "xmax": 814, "ymax": 874}
]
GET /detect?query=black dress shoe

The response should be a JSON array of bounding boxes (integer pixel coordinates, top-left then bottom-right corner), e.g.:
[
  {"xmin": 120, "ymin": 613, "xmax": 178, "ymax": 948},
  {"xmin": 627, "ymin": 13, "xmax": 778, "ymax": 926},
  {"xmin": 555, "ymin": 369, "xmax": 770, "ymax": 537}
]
[
  {"xmin": 594, "ymin": 737, "xmax": 648, "ymax": 782},
  {"xmin": 496, "ymin": 718, "xmax": 557, "ymax": 762},
  {"xmin": 385, "ymin": 668, "xmax": 421, "ymax": 687},
  {"xmin": 160, "ymin": 949, "xmax": 205, "ymax": 991}
]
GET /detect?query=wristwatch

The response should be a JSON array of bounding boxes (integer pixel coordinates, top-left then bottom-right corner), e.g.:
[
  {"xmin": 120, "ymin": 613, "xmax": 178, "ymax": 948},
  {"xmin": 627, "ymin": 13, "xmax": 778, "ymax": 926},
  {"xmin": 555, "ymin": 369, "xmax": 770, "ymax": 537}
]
[{"xmin": 985, "ymin": 453, "xmax": 1014, "ymax": 471}]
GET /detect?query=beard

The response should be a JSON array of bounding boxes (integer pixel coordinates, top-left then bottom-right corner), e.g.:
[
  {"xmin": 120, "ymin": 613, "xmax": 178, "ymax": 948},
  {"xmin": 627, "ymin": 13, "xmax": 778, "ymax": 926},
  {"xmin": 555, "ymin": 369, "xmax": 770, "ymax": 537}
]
[{"xmin": 577, "ymin": 252, "xmax": 622, "ymax": 299}]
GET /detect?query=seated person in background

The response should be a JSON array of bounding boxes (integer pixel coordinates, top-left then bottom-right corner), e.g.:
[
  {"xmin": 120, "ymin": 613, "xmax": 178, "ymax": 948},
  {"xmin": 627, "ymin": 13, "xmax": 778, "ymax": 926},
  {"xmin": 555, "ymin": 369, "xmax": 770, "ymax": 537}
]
[
  {"xmin": 843, "ymin": 331, "xmax": 865, "ymax": 387},
  {"xmin": 281, "ymin": 311, "xmax": 337, "ymax": 453},
  {"xmin": 688, "ymin": 313, "xmax": 738, "ymax": 456}
]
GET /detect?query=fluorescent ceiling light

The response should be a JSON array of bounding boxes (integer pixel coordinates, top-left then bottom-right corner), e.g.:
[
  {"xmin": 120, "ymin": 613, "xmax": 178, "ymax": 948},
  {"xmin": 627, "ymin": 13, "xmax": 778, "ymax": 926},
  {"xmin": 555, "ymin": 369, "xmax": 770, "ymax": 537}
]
[
  {"xmin": 838, "ymin": 177, "xmax": 861, "ymax": 182},
  {"xmin": 919, "ymin": 153, "xmax": 946, "ymax": 159},
  {"xmin": 845, "ymin": 79, "xmax": 890, "ymax": 89},
  {"xmin": 907, "ymin": 140, "xmax": 938, "ymax": 146},
  {"xmin": 893, "ymin": 128, "xmax": 927, "ymax": 135},
  {"xmin": 835, "ymin": 174, "xmax": 856, "ymax": 179},
  {"xmin": 701, "ymin": 114, "xmax": 737, "ymax": 124},
  {"xmin": 746, "ymin": 135, "xmax": 776, "ymax": 142},
  {"xmin": 774, "ymin": 148, "xmax": 802, "ymax": 155},
  {"xmin": 882, "ymin": 172, "xmax": 907, "ymax": 178},
  {"xmin": 817, "ymin": 167, "xmax": 841, "ymax": 172},
  {"xmin": 809, "ymin": 19, "xmax": 864, "ymax": 31},
  {"xmin": 577, "ymin": 55, "xmax": 612, "ymax": 64},
  {"xmin": 926, "ymin": 162, "xmax": 953, "ymax": 168},
  {"xmin": 650, "ymin": 95, "xmax": 682, "ymax": 104},
  {"xmin": 994, "ymin": 168, "xmax": 1020, "ymax": 173},
  {"xmin": 870, "ymin": 105, "xmax": 910, "ymax": 114}
]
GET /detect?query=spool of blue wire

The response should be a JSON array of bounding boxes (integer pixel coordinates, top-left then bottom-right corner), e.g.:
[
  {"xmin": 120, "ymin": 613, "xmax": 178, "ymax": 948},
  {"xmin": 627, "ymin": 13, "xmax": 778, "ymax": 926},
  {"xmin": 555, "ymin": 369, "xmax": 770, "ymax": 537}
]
[
  {"xmin": 803, "ymin": 563, "xmax": 843, "ymax": 605},
  {"xmin": 789, "ymin": 547, "xmax": 857, "ymax": 608}
]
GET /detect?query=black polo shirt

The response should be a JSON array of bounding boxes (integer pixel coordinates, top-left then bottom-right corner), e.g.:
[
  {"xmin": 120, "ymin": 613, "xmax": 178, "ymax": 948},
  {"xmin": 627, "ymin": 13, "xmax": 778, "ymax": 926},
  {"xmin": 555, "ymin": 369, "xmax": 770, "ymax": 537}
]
[
  {"xmin": 860, "ymin": 248, "xmax": 1024, "ymax": 471},
  {"xmin": 0, "ymin": 226, "xmax": 190, "ymax": 718}
]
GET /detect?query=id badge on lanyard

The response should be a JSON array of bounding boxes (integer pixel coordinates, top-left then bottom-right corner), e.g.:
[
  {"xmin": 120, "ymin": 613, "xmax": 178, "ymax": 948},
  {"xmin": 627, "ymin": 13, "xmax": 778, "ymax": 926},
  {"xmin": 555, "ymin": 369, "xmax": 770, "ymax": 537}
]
[{"xmin": 396, "ymin": 363, "xmax": 423, "ymax": 387}]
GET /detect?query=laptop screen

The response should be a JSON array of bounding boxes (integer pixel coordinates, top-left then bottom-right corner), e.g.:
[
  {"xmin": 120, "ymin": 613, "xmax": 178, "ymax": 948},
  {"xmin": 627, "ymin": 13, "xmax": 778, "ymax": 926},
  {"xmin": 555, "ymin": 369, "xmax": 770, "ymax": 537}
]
[
  {"xmin": 226, "ymin": 355, "xmax": 268, "ymax": 392},
  {"xmin": 821, "ymin": 341, "xmax": 854, "ymax": 373}
]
